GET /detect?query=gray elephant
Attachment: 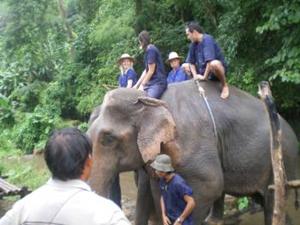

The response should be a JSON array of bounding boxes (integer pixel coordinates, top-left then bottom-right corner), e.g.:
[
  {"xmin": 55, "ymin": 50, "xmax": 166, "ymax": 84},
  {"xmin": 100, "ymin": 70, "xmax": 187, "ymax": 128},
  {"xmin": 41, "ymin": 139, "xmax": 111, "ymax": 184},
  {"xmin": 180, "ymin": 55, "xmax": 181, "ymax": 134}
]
[
  {"xmin": 87, "ymin": 80, "xmax": 299, "ymax": 225},
  {"xmin": 88, "ymin": 105, "xmax": 157, "ymax": 224}
]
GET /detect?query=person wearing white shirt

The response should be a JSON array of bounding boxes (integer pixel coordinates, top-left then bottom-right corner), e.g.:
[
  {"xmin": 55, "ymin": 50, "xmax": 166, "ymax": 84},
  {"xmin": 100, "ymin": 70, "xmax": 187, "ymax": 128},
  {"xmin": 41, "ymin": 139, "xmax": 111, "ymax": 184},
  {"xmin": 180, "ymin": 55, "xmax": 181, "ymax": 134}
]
[{"xmin": 0, "ymin": 128, "xmax": 131, "ymax": 225}]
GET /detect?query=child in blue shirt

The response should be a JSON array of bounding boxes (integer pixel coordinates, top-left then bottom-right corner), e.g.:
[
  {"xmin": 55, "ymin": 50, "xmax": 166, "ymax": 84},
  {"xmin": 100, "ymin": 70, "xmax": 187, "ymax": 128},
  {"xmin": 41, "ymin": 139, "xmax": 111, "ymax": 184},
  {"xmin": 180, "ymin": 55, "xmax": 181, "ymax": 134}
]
[
  {"xmin": 166, "ymin": 52, "xmax": 190, "ymax": 85},
  {"xmin": 118, "ymin": 53, "xmax": 137, "ymax": 88},
  {"xmin": 151, "ymin": 154, "xmax": 195, "ymax": 225}
]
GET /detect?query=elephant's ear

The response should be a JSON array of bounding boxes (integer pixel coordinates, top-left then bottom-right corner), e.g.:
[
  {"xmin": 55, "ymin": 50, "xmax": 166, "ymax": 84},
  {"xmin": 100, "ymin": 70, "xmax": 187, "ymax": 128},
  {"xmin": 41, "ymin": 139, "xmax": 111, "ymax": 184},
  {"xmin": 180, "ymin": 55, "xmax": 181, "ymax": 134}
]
[
  {"xmin": 137, "ymin": 97, "xmax": 176, "ymax": 163},
  {"xmin": 88, "ymin": 105, "xmax": 102, "ymax": 125}
]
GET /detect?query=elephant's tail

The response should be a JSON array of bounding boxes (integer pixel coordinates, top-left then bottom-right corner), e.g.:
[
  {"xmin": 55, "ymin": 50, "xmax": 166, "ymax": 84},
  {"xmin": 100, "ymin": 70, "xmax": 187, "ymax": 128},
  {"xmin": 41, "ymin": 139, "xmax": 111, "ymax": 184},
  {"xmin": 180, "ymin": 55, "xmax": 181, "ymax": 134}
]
[{"xmin": 295, "ymin": 188, "xmax": 299, "ymax": 210}]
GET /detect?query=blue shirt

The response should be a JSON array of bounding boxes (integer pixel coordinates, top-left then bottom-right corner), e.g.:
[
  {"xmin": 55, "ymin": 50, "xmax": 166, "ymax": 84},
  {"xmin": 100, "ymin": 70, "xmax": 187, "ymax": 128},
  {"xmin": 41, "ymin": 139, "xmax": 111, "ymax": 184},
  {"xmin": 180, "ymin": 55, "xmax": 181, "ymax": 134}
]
[
  {"xmin": 167, "ymin": 67, "xmax": 190, "ymax": 84},
  {"xmin": 186, "ymin": 34, "xmax": 227, "ymax": 75},
  {"xmin": 159, "ymin": 174, "xmax": 194, "ymax": 225},
  {"xmin": 118, "ymin": 68, "xmax": 137, "ymax": 87},
  {"xmin": 144, "ymin": 44, "xmax": 167, "ymax": 86}
]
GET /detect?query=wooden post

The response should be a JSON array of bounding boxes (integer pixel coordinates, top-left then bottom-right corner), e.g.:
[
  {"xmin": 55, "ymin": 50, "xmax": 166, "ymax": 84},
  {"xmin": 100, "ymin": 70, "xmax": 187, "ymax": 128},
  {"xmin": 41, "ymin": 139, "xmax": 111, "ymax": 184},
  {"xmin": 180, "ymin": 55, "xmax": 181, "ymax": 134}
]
[{"xmin": 258, "ymin": 81, "xmax": 287, "ymax": 225}]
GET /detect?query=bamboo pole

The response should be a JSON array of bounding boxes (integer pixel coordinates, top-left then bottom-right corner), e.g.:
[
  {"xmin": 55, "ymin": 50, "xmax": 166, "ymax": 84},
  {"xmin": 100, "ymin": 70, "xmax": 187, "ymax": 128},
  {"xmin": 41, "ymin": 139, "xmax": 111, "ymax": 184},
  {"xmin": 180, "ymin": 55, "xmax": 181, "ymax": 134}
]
[{"xmin": 258, "ymin": 81, "xmax": 286, "ymax": 225}]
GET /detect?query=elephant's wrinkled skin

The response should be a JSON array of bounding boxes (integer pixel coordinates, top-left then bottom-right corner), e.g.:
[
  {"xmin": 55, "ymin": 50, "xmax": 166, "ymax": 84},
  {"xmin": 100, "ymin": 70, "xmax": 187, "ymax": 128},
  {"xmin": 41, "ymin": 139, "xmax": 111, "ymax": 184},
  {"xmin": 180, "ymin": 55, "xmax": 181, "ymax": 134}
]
[{"xmin": 87, "ymin": 80, "xmax": 299, "ymax": 225}]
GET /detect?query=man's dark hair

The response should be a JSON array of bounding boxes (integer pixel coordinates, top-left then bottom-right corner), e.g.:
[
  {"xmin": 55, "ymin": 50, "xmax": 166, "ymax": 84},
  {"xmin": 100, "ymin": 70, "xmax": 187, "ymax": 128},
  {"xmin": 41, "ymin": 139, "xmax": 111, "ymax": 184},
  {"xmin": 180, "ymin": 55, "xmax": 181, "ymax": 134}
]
[
  {"xmin": 138, "ymin": 30, "xmax": 151, "ymax": 49},
  {"xmin": 186, "ymin": 21, "xmax": 204, "ymax": 34},
  {"xmin": 44, "ymin": 127, "xmax": 92, "ymax": 181}
]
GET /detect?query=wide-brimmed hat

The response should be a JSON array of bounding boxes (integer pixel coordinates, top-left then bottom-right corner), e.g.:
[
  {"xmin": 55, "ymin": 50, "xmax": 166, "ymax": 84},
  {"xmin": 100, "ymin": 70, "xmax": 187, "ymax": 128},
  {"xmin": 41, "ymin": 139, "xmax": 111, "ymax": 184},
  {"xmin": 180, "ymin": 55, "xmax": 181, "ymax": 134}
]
[
  {"xmin": 151, "ymin": 154, "xmax": 174, "ymax": 172},
  {"xmin": 118, "ymin": 53, "xmax": 134, "ymax": 64},
  {"xmin": 166, "ymin": 51, "xmax": 182, "ymax": 63}
]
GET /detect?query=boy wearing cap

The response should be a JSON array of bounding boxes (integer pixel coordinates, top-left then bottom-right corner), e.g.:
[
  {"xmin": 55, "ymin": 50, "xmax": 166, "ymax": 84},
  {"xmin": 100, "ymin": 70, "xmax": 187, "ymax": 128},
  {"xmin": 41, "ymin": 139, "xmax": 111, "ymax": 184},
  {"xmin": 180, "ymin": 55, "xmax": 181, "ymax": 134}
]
[
  {"xmin": 118, "ymin": 53, "xmax": 137, "ymax": 88},
  {"xmin": 151, "ymin": 154, "xmax": 195, "ymax": 225},
  {"xmin": 167, "ymin": 52, "xmax": 190, "ymax": 85}
]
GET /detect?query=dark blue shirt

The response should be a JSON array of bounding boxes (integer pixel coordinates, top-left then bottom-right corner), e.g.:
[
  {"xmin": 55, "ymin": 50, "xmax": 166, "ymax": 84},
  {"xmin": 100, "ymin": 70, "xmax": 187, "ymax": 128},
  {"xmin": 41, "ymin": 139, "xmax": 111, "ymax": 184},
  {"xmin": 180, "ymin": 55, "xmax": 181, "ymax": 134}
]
[
  {"xmin": 167, "ymin": 67, "xmax": 190, "ymax": 84},
  {"xmin": 159, "ymin": 174, "xmax": 194, "ymax": 225},
  {"xmin": 186, "ymin": 34, "xmax": 227, "ymax": 75},
  {"xmin": 144, "ymin": 44, "xmax": 166, "ymax": 86},
  {"xmin": 118, "ymin": 68, "xmax": 137, "ymax": 87}
]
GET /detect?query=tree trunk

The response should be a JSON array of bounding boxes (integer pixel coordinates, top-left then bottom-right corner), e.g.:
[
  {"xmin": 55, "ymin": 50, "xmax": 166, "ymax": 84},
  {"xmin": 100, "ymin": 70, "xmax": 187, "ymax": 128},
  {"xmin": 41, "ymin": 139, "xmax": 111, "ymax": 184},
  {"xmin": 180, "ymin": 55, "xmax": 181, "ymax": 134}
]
[
  {"xmin": 134, "ymin": 0, "xmax": 143, "ymax": 35},
  {"xmin": 57, "ymin": 0, "xmax": 75, "ymax": 59},
  {"xmin": 258, "ymin": 81, "xmax": 286, "ymax": 225}
]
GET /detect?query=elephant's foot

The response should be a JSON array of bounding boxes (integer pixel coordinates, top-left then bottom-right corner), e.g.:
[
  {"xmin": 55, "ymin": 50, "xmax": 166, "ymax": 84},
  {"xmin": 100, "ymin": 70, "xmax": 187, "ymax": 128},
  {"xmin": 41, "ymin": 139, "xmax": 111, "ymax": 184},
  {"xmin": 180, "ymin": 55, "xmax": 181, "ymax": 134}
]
[{"xmin": 204, "ymin": 216, "xmax": 224, "ymax": 225}]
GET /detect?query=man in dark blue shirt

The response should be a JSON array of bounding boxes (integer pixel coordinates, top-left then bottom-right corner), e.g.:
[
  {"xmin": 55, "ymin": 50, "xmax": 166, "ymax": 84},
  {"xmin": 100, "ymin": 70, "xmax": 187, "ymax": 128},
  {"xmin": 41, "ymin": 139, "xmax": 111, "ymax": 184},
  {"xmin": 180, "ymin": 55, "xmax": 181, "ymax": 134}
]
[
  {"xmin": 151, "ymin": 154, "xmax": 195, "ymax": 225},
  {"xmin": 183, "ymin": 22, "xmax": 229, "ymax": 99}
]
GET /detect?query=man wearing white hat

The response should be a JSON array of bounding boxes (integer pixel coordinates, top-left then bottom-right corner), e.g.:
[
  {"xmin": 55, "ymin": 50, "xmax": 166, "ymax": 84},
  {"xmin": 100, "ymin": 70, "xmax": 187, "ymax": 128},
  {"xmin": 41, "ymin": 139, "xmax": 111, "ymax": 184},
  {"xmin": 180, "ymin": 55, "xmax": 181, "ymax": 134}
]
[
  {"xmin": 151, "ymin": 154, "xmax": 195, "ymax": 225},
  {"xmin": 166, "ymin": 52, "xmax": 190, "ymax": 85}
]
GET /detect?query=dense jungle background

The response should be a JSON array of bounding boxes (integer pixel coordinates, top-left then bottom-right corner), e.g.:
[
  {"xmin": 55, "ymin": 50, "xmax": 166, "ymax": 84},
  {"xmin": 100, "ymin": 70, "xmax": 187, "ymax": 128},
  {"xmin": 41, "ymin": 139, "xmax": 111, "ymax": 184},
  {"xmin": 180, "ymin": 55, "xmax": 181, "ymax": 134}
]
[{"xmin": 0, "ymin": 0, "xmax": 299, "ymax": 178}]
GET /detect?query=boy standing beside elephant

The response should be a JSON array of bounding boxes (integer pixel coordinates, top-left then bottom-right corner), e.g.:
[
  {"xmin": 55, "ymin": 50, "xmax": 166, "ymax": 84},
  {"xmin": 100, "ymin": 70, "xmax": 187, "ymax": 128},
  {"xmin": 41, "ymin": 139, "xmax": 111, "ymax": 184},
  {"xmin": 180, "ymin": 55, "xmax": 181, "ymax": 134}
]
[{"xmin": 151, "ymin": 154, "xmax": 196, "ymax": 225}]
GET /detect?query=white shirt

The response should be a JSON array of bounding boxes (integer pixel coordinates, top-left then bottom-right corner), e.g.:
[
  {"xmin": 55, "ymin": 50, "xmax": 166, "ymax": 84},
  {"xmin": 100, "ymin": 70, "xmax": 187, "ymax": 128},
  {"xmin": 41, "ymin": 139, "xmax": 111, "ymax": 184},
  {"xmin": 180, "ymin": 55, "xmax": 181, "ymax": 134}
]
[{"xmin": 0, "ymin": 178, "xmax": 131, "ymax": 225}]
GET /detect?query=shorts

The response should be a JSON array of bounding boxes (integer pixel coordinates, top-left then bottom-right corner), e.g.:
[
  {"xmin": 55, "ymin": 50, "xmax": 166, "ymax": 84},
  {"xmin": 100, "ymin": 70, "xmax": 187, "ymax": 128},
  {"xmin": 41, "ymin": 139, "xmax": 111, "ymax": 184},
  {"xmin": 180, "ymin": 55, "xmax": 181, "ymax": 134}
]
[{"xmin": 144, "ymin": 83, "xmax": 167, "ymax": 99}]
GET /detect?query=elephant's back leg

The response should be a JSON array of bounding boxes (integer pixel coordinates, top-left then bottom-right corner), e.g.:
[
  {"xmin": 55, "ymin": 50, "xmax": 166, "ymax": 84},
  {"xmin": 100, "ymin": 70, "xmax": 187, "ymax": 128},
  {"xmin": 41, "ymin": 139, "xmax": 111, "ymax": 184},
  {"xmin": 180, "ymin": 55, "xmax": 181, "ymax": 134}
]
[
  {"xmin": 183, "ymin": 163, "xmax": 224, "ymax": 224},
  {"xmin": 205, "ymin": 193, "xmax": 225, "ymax": 225}
]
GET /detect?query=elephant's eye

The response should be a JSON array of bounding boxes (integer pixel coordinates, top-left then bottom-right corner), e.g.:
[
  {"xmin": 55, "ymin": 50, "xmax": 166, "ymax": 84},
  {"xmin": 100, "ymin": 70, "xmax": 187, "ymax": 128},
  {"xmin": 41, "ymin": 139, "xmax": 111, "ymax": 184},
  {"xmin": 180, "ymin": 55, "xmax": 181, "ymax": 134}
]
[{"xmin": 100, "ymin": 132, "xmax": 118, "ymax": 146}]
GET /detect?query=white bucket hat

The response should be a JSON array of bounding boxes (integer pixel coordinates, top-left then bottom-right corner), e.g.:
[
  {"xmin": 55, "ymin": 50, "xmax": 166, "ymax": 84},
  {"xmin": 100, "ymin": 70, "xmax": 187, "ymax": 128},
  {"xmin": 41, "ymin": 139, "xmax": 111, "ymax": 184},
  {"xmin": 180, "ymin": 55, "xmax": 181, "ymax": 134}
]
[
  {"xmin": 166, "ymin": 51, "xmax": 182, "ymax": 63},
  {"xmin": 118, "ymin": 53, "xmax": 134, "ymax": 64},
  {"xmin": 151, "ymin": 154, "xmax": 174, "ymax": 172}
]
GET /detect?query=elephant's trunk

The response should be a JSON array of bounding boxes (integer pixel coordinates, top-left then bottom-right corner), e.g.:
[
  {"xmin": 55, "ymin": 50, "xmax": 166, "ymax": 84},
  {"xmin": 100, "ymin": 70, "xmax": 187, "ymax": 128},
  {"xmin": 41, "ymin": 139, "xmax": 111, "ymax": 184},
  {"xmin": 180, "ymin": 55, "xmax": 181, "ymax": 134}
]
[{"xmin": 88, "ymin": 153, "xmax": 116, "ymax": 198}]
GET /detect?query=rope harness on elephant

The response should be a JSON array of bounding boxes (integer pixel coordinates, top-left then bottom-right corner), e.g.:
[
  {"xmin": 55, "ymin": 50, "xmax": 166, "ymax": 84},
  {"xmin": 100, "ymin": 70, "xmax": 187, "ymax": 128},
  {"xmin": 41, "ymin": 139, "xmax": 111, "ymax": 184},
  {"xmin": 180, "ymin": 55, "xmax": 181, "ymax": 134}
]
[{"xmin": 194, "ymin": 79, "xmax": 218, "ymax": 140}]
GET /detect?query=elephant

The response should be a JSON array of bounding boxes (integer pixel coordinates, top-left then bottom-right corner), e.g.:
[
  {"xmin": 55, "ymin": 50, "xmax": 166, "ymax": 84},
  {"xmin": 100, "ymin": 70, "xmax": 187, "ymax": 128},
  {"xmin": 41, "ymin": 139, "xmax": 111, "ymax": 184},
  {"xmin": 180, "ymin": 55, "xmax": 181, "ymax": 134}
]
[
  {"xmin": 87, "ymin": 80, "xmax": 299, "ymax": 225},
  {"xmin": 88, "ymin": 105, "xmax": 158, "ymax": 224}
]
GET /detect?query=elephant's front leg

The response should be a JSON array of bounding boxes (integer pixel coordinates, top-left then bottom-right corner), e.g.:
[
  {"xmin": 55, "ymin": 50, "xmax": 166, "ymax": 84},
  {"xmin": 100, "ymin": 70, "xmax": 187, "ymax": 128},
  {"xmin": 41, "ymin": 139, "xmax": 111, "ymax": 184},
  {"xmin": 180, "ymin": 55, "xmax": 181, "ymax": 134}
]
[
  {"xmin": 135, "ymin": 168, "xmax": 156, "ymax": 225},
  {"xmin": 150, "ymin": 176, "xmax": 163, "ymax": 225}
]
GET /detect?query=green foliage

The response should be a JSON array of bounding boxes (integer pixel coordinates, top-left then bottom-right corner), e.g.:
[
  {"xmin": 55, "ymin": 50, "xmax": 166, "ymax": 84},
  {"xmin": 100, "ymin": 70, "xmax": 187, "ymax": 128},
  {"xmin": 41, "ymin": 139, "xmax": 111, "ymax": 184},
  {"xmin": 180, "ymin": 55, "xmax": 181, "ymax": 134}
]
[
  {"xmin": 256, "ymin": 1, "xmax": 300, "ymax": 85},
  {"xmin": 78, "ymin": 122, "xmax": 88, "ymax": 132},
  {"xmin": 0, "ymin": 155, "xmax": 50, "ymax": 190},
  {"xmin": 14, "ymin": 106, "xmax": 60, "ymax": 154},
  {"xmin": 228, "ymin": 68, "xmax": 259, "ymax": 96},
  {"xmin": 0, "ymin": 94, "xmax": 15, "ymax": 126},
  {"xmin": 0, "ymin": 129, "xmax": 20, "ymax": 158},
  {"xmin": 3, "ymin": 0, "xmax": 63, "ymax": 83},
  {"xmin": 10, "ymin": 81, "xmax": 47, "ymax": 111},
  {"xmin": 237, "ymin": 197, "xmax": 249, "ymax": 211}
]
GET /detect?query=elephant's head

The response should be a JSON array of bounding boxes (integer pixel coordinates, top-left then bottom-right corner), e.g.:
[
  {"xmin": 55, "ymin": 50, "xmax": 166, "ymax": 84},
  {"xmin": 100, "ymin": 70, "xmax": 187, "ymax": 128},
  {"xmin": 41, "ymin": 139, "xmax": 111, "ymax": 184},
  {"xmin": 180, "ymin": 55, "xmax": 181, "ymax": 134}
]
[{"xmin": 87, "ymin": 88, "xmax": 176, "ymax": 196}]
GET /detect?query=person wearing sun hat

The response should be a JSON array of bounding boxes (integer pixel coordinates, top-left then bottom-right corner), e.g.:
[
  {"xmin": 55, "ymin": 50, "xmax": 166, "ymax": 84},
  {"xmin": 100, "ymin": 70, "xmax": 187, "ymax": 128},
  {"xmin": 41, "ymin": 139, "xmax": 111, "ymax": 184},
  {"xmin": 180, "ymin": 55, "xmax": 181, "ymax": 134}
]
[
  {"xmin": 117, "ymin": 53, "xmax": 137, "ymax": 88},
  {"xmin": 166, "ymin": 51, "xmax": 190, "ymax": 85},
  {"xmin": 151, "ymin": 154, "xmax": 195, "ymax": 225},
  {"xmin": 113, "ymin": 53, "xmax": 138, "ymax": 207}
]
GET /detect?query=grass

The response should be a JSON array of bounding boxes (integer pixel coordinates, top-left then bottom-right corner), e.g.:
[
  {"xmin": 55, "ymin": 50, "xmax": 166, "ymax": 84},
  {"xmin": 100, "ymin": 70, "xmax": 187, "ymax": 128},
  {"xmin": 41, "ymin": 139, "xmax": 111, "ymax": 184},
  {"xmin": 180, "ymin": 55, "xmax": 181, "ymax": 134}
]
[{"xmin": 0, "ymin": 153, "xmax": 49, "ymax": 190}]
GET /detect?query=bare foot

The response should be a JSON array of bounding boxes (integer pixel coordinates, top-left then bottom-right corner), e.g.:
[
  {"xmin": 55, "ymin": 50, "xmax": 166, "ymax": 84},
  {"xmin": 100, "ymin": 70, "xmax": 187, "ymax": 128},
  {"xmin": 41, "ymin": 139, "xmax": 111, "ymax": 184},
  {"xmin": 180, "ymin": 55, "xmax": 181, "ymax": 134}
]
[{"xmin": 220, "ymin": 84, "xmax": 229, "ymax": 99}]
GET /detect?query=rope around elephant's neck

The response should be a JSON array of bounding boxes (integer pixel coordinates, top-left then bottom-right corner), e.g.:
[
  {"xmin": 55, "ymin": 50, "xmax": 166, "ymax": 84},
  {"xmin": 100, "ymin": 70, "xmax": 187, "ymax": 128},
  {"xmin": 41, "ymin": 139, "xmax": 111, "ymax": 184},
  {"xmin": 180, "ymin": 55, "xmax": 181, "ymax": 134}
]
[{"xmin": 194, "ymin": 79, "xmax": 218, "ymax": 140}]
